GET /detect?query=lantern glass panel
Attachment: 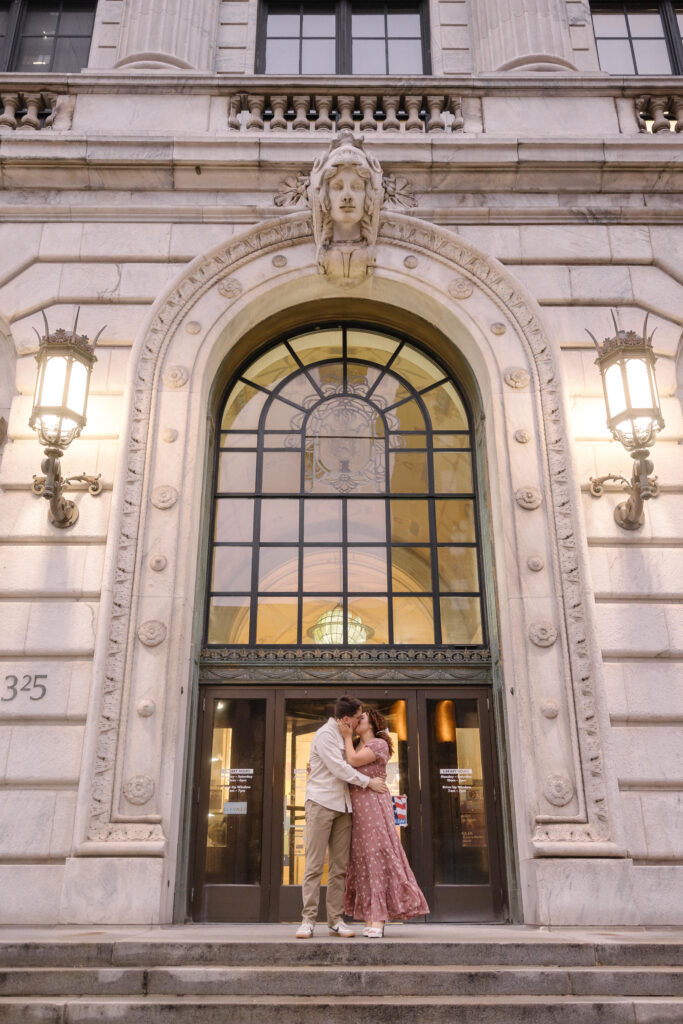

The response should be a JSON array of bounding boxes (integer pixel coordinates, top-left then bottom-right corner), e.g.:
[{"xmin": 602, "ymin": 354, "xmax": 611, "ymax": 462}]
[
  {"xmin": 67, "ymin": 360, "xmax": 89, "ymax": 419},
  {"xmin": 42, "ymin": 355, "xmax": 67, "ymax": 407},
  {"xmin": 604, "ymin": 362, "xmax": 626, "ymax": 420},
  {"xmin": 625, "ymin": 357, "xmax": 652, "ymax": 409}
]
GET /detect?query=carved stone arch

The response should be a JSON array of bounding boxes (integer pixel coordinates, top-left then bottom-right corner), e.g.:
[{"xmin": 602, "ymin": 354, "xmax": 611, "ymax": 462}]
[{"xmin": 70, "ymin": 210, "xmax": 623, "ymax": 924}]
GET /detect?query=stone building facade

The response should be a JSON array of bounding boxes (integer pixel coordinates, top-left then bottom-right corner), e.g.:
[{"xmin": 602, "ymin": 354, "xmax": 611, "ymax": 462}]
[{"xmin": 0, "ymin": 0, "xmax": 681, "ymax": 928}]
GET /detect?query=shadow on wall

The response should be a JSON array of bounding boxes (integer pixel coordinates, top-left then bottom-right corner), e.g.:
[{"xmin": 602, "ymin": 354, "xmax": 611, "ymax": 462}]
[
  {"xmin": 676, "ymin": 332, "xmax": 683, "ymax": 417},
  {"xmin": 0, "ymin": 317, "xmax": 16, "ymax": 463}
]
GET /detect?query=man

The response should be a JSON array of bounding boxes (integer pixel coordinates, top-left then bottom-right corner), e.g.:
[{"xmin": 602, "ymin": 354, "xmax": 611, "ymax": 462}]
[{"xmin": 296, "ymin": 695, "xmax": 388, "ymax": 939}]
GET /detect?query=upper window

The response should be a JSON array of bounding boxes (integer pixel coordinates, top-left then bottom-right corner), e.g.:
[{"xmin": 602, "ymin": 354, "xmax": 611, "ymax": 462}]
[
  {"xmin": 257, "ymin": 0, "xmax": 430, "ymax": 75},
  {"xmin": 206, "ymin": 325, "xmax": 484, "ymax": 649},
  {"xmin": 0, "ymin": 1, "xmax": 95, "ymax": 73},
  {"xmin": 591, "ymin": 1, "xmax": 683, "ymax": 74}
]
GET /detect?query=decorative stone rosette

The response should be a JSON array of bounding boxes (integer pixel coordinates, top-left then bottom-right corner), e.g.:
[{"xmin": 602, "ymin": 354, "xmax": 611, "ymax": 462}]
[
  {"xmin": 543, "ymin": 773, "xmax": 574, "ymax": 807},
  {"xmin": 515, "ymin": 487, "xmax": 542, "ymax": 510},
  {"xmin": 529, "ymin": 621, "xmax": 558, "ymax": 648},
  {"xmin": 137, "ymin": 620, "xmax": 167, "ymax": 647},
  {"xmin": 123, "ymin": 774, "xmax": 155, "ymax": 806}
]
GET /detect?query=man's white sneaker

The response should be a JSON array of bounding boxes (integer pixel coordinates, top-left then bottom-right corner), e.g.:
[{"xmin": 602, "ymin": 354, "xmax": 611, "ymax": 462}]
[
  {"xmin": 328, "ymin": 921, "xmax": 355, "ymax": 937},
  {"xmin": 296, "ymin": 921, "xmax": 314, "ymax": 939}
]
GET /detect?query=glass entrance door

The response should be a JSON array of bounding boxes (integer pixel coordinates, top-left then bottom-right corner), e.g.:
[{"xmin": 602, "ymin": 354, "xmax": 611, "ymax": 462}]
[{"xmin": 191, "ymin": 686, "xmax": 504, "ymax": 922}]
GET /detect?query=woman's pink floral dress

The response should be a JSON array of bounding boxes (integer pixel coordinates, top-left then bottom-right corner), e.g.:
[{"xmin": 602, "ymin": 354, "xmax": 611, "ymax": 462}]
[{"xmin": 344, "ymin": 737, "xmax": 429, "ymax": 922}]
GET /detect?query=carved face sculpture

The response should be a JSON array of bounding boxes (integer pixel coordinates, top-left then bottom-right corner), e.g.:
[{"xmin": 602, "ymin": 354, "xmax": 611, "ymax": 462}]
[{"xmin": 326, "ymin": 165, "xmax": 367, "ymax": 241}]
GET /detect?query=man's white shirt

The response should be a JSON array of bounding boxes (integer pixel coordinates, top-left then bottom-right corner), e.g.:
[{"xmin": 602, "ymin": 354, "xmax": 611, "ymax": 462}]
[{"xmin": 306, "ymin": 717, "xmax": 370, "ymax": 813}]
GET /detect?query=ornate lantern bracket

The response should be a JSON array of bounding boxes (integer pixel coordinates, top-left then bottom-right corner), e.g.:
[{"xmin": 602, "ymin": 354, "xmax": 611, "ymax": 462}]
[{"xmin": 587, "ymin": 313, "xmax": 664, "ymax": 531}]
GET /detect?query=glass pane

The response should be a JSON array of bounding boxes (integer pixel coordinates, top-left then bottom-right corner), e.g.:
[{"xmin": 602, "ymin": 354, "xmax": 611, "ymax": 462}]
[
  {"xmin": 302, "ymin": 37, "xmax": 336, "ymax": 72},
  {"xmin": 221, "ymin": 382, "xmax": 267, "ymax": 430},
  {"xmin": 217, "ymin": 451, "xmax": 256, "ymax": 493},
  {"xmin": 390, "ymin": 499, "xmax": 430, "ymax": 543},
  {"xmin": 433, "ymin": 451, "xmax": 473, "ymax": 493},
  {"xmin": 261, "ymin": 451, "xmax": 301, "ymax": 492},
  {"xmin": 435, "ymin": 499, "xmax": 476, "ymax": 543},
  {"xmin": 393, "ymin": 594, "xmax": 435, "ymax": 643},
  {"xmin": 347, "ymin": 597, "xmax": 389, "ymax": 643},
  {"xmin": 346, "ymin": 362, "xmax": 381, "ymax": 393},
  {"xmin": 604, "ymin": 362, "xmax": 626, "ymax": 418},
  {"xmin": 264, "ymin": 432, "xmax": 300, "ymax": 450},
  {"xmin": 347, "ymin": 498, "xmax": 386, "ymax": 542},
  {"xmin": 204, "ymin": 699, "xmax": 266, "ymax": 883},
  {"xmin": 427, "ymin": 698, "xmax": 490, "ymax": 884},
  {"xmin": 440, "ymin": 596, "xmax": 483, "ymax": 645},
  {"xmin": 388, "ymin": 398, "xmax": 426, "ymax": 432},
  {"xmin": 60, "ymin": 5, "xmax": 97, "ymax": 33},
  {"xmin": 279, "ymin": 372, "xmax": 320, "ymax": 407},
  {"xmin": 392, "ymin": 546, "xmax": 432, "ymax": 593},
  {"xmin": 632, "ymin": 37, "xmax": 671, "ymax": 73},
  {"xmin": 24, "ymin": 6, "xmax": 59, "ymax": 33},
  {"xmin": 0, "ymin": 10, "xmax": 8, "ymax": 39},
  {"xmin": 310, "ymin": 361, "xmax": 344, "ymax": 392},
  {"xmin": 678, "ymin": 9, "xmax": 683, "ymax": 35},
  {"xmin": 52, "ymin": 35, "xmax": 91, "ymax": 72},
  {"xmin": 421, "ymin": 382, "xmax": 468, "ymax": 431},
  {"xmin": 388, "ymin": 38, "xmax": 423, "ymax": 74},
  {"xmin": 346, "ymin": 329, "xmax": 400, "ymax": 365},
  {"xmin": 14, "ymin": 36, "xmax": 54, "ymax": 70},
  {"xmin": 304, "ymin": 498, "xmax": 342, "ymax": 542},
  {"xmin": 591, "ymin": 12, "xmax": 628, "ymax": 36},
  {"xmin": 433, "ymin": 433, "xmax": 468, "ymax": 448},
  {"xmin": 391, "ymin": 347, "xmax": 444, "ymax": 393},
  {"xmin": 371, "ymin": 371, "xmax": 411, "ymax": 410},
  {"xmin": 267, "ymin": 13, "xmax": 300, "ymax": 36},
  {"xmin": 256, "ymin": 596, "xmax": 298, "ymax": 643},
  {"xmin": 289, "ymin": 329, "xmax": 343, "ymax": 364},
  {"xmin": 596, "ymin": 38, "xmax": 635, "ymax": 73},
  {"xmin": 259, "ymin": 546, "xmax": 299, "ymax": 591},
  {"xmin": 222, "ymin": 432, "xmax": 257, "ymax": 448},
  {"xmin": 388, "ymin": 12, "xmax": 421, "ymax": 36},
  {"xmin": 303, "ymin": 547, "xmax": 342, "ymax": 591},
  {"xmin": 283, "ymin": 698, "xmax": 333, "ymax": 883},
  {"xmin": 305, "ymin": 397, "xmax": 387, "ymax": 495},
  {"xmin": 353, "ymin": 38, "xmax": 386, "ymax": 73},
  {"xmin": 260, "ymin": 498, "xmax": 300, "ymax": 542},
  {"xmin": 627, "ymin": 12, "xmax": 664, "ymax": 35},
  {"xmin": 207, "ymin": 596, "xmax": 250, "ymax": 644},
  {"xmin": 212, "ymin": 546, "xmax": 253, "ymax": 592},
  {"xmin": 389, "ymin": 452, "xmax": 428, "ymax": 493},
  {"xmin": 214, "ymin": 498, "xmax": 254, "ymax": 543},
  {"xmin": 264, "ymin": 397, "xmax": 301, "ymax": 431},
  {"xmin": 244, "ymin": 343, "xmax": 299, "ymax": 391},
  {"xmin": 437, "ymin": 547, "xmax": 480, "ymax": 593},
  {"xmin": 389, "ymin": 433, "xmax": 426, "ymax": 449},
  {"xmin": 352, "ymin": 13, "xmax": 385, "ymax": 36},
  {"xmin": 302, "ymin": 12, "xmax": 335, "ymax": 35},
  {"xmin": 302, "ymin": 598, "xmax": 345, "ymax": 643},
  {"xmin": 348, "ymin": 546, "xmax": 387, "ymax": 591},
  {"xmin": 265, "ymin": 37, "xmax": 299, "ymax": 73}
]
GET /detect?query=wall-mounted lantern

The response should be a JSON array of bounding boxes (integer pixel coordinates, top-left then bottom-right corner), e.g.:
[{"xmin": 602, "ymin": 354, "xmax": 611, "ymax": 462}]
[
  {"xmin": 29, "ymin": 311, "xmax": 104, "ymax": 529},
  {"xmin": 587, "ymin": 314, "xmax": 665, "ymax": 531}
]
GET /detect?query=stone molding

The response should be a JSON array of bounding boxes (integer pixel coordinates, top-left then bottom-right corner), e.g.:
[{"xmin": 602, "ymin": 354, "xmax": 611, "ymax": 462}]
[{"xmin": 81, "ymin": 208, "xmax": 615, "ymax": 857}]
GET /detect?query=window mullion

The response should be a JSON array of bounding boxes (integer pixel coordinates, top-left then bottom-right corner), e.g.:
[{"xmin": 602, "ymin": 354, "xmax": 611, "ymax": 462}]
[
  {"xmin": 660, "ymin": 0, "xmax": 683, "ymax": 73},
  {"xmin": 339, "ymin": 0, "xmax": 351, "ymax": 74}
]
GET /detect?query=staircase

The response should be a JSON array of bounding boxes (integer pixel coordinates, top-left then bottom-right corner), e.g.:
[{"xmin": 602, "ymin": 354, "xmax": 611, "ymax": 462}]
[{"xmin": 1, "ymin": 929, "xmax": 681, "ymax": 1022}]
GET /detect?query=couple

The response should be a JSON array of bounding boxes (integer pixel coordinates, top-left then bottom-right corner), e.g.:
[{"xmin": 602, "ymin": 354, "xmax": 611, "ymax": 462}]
[{"xmin": 296, "ymin": 695, "xmax": 428, "ymax": 939}]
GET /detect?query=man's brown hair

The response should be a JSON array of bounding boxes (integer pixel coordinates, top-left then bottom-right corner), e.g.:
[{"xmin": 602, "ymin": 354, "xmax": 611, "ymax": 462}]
[{"xmin": 334, "ymin": 695, "xmax": 362, "ymax": 719}]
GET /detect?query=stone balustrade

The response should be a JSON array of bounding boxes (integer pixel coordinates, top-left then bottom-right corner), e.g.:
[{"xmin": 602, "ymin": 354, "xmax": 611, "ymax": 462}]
[
  {"xmin": 227, "ymin": 92, "xmax": 464, "ymax": 133},
  {"xmin": 637, "ymin": 95, "xmax": 683, "ymax": 133},
  {"xmin": 0, "ymin": 91, "xmax": 52, "ymax": 131}
]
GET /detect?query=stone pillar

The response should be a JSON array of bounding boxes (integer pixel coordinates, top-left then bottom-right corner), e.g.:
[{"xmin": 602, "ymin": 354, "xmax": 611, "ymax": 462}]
[
  {"xmin": 115, "ymin": 0, "xmax": 219, "ymax": 71},
  {"xmin": 472, "ymin": 0, "xmax": 577, "ymax": 72}
]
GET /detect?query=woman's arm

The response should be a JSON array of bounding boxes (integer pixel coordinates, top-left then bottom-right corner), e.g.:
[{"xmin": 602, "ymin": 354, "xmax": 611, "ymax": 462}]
[{"xmin": 338, "ymin": 721, "xmax": 376, "ymax": 767}]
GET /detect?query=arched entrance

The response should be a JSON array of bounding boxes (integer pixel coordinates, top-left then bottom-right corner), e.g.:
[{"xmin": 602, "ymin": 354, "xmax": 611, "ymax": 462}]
[{"xmin": 189, "ymin": 322, "xmax": 506, "ymax": 922}]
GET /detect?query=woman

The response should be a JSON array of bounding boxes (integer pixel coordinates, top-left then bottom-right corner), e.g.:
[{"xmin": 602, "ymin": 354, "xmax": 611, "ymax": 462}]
[{"xmin": 339, "ymin": 709, "xmax": 429, "ymax": 937}]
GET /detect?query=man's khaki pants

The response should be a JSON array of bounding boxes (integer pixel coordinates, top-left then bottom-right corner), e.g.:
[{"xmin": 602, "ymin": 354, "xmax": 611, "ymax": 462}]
[{"xmin": 301, "ymin": 799, "xmax": 352, "ymax": 926}]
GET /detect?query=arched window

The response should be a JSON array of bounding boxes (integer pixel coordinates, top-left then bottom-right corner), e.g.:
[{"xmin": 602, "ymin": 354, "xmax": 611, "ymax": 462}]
[{"xmin": 206, "ymin": 325, "xmax": 484, "ymax": 648}]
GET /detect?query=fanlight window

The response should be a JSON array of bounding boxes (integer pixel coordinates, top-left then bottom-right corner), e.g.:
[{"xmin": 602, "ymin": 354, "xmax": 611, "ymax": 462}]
[{"xmin": 206, "ymin": 326, "xmax": 484, "ymax": 648}]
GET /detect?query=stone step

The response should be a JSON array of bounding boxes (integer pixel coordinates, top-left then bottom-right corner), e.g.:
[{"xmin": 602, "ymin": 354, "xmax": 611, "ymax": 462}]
[
  {"xmin": 1, "ymin": 940, "xmax": 682, "ymax": 968},
  {"xmin": 1, "ymin": 964, "xmax": 682, "ymax": 998},
  {"xmin": 1, "ymin": 994, "xmax": 683, "ymax": 1024}
]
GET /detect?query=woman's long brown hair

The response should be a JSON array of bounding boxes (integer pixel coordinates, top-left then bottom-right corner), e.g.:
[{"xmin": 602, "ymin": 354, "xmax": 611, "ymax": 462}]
[{"xmin": 365, "ymin": 708, "xmax": 394, "ymax": 756}]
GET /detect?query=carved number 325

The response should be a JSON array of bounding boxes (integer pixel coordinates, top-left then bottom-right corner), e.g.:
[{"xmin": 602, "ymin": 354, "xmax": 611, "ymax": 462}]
[{"xmin": 2, "ymin": 674, "xmax": 47, "ymax": 701}]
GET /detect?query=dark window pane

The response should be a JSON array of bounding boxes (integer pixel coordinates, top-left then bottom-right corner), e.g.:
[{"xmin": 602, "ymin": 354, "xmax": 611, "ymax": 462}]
[
  {"xmin": 627, "ymin": 12, "xmax": 664, "ymax": 36},
  {"xmin": 60, "ymin": 5, "xmax": 96, "ymax": 33},
  {"xmin": 388, "ymin": 37, "xmax": 423, "ymax": 73},
  {"xmin": 387, "ymin": 12, "xmax": 421, "ymax": 37},
  {"xmin": 14, "ymin": 36, "xmax": 54, "ymax": 70},
  {"xmin": 633, "ymin": 37, "xmax": 671, "ymax": 72},
  {"xmin": 302, "ymin": 37, "xmax": 335, "ymax": 72},
  {"xmin": 0, "ymin": 8, "xmax": 10, "ymax": 40},
  {"xmin": 352, "ymin": 13, "xmax": 385, "ymax": 36},
  {"xmin": 52, "ymin": 34, "xmax": 91, "ymax": 71},
  {"xmin": 592, "ymin": 12, "xmax": 628, "ymax": 36},
  {"xmin": 24, "ymin": 6, "xmax": 59, "ymax": 34},
  {"xmin": 265, "ymin": 38, "xmax": 300, "ymax": 72},
  {"xmin": 597, "ymin": 36, "xmax": 636, "ymax": 72},
  {"xmin": 267, "ymin": 13, "xmax": 301, "ymax": 36},
  {"xmin": 353, "ymin": 38, "xmax": 386, "ymax": 72},
  {"xmin": 302, "ymin": 13, "xmax": 335, "ymax": 36}
]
